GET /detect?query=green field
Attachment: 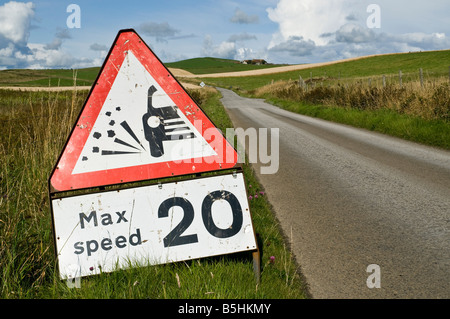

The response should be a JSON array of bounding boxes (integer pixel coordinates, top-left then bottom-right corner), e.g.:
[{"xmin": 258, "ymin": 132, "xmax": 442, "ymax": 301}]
[
  {"xmin": 166, "ymin": 57, "xmax": 287, "ymax": 74},
  {"xmin": 0, "ymin": 57, "xmax": 287, "ymax": 87},
  {"xmin": 200, "ymin": 50, "xmax": 450, "ymax": 90},
  {"xmin": 0, "ymin": 67, "xmax": 99, "ymax": 87},
  {"xmin": 3, "ymin": 50, "xmax": 448, "ymax": 88}
]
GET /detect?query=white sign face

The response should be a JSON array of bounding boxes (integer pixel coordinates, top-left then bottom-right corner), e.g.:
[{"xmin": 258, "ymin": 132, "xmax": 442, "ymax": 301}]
[
  {"xmin": 49, "ymin": 30, "xmax": 238, "ymax": 192},
  {"xmin": 51, "ymin": 172, "xmax": 256, "ymax": 279},
  {"xmin": 72, "ymin": 50, "xmax": 216, "ymax": 175}
]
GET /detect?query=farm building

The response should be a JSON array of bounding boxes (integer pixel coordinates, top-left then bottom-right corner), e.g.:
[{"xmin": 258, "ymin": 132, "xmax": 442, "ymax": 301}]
[{"xmin": 241, "ymin": 59, "xmax": 268, "ymax": 65}]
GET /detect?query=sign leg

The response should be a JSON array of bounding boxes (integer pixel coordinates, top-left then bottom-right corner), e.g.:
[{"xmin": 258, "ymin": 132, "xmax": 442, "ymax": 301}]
[{"xmin": 252, "ymin": 246, "xmax": 261, "ymax": 285}]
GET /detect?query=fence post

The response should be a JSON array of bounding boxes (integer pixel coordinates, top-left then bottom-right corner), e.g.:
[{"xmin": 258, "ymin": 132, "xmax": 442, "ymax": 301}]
[
  {"xmin": 299, "ymin": 75, "xmax": 305, "ymax": 89},
  {"xmin": 419, "ymin": 68, "xmax": 423, "ymax": 87},
  {"xmin": 382, "ymin": 75, "xmax": 386, "ymax": 88},
  {"xmin": 399, "ymin": 70, "xmax": 403, "ymax": 88}
]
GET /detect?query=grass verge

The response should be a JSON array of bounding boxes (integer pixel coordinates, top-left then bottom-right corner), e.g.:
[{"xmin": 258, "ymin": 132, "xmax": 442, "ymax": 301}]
[
  {"xmin": 0, "ymin": 87, "xmax": 307, "ymax": 299},
  {"xmin": 265, "ymin": 97, "xmax": 450, "ymax": 150}
]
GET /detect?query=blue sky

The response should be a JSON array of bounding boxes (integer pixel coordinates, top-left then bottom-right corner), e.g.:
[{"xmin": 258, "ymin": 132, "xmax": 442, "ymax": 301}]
[{"xmin": 1, "ymin": 0, "xmax": 449, "ymax": 69}]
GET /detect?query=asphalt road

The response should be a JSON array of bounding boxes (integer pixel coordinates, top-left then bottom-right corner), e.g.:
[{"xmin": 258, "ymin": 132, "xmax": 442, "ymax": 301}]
[{"xmin": 217, "ymin": 87, "xmax": 450, "ymax": 299}]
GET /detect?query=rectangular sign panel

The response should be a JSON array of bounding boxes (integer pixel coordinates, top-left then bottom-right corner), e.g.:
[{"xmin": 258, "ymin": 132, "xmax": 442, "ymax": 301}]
[{"xmin": 51, "ymin": 172, "xmax": 256, "ymax": 279}]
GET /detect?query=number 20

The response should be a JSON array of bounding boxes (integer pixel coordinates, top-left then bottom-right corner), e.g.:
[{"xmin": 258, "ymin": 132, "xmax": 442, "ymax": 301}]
[{"xmin": 158, "ymin": 191, "xmax": 243, "ymax": 247}]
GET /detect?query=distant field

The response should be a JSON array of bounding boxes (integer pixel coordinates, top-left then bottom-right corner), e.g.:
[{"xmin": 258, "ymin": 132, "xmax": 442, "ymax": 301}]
[
  {"xmin": 1, "ymin": 50, "xmax": 448, "ymax": 89},
  {"xmin": 0, "ymin": 57, "xmax": 287, "ymax": 87},
  {"xmin": 197, "ymin": 50, "xmax": 450, "ymax": 150},
  {"xmin": 200, "ymin": 50, "xmax": 450, "ymax": 90},
  {"xmin": 0, "ymin": 67, "xmax": 98, "ymax": 87},
  {"xmin": 165, "ymin": 57, "xmax": 287, "ymax": 75}
]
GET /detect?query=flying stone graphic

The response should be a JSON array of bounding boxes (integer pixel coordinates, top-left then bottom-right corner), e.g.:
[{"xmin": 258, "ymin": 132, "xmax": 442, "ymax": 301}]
[{"xmin": 94, "ymin": 85, "xmax": 196, "ymax": 158}]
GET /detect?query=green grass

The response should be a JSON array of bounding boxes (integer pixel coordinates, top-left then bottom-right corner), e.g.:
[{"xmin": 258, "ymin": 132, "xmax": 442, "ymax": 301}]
[
  {"xmin": 0, "ymin": 57, "xmax": 285, "ymax": 87},
  {"xmin": 267, "ymin": 98, "xmax": 450, "ymax": 149},
  {"xmin": 1, "ymin": 50, "xmax": 448, "ymax": 88},
  {"xmin": 200, "ymin": 50, "xmax": 450, "ymax": 91},
  {"xmin": 166, "ymin": 57, "xmax": 287, "ymax": 74},
  {"xmin": 0, "ymin": 68, "xmax": 98, "ymax": 87},
  {"xmin": 0, "ymin": 87, "xmax": 307, "ymax": 299}
]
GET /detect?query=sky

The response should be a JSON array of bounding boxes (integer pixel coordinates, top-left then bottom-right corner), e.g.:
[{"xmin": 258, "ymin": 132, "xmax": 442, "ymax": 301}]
[{"xmin": 0, "ymin": 0, "xmax": 449, "ymax": 69}]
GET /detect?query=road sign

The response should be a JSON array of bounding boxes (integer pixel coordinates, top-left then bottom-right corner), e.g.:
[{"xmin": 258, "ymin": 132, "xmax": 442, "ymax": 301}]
[
  {"xmin": 51, "ymin": 171, "xmax": 256, "ymax": 279},
  {"xmin": 49, "ymin": 29, "xmax": 237, "ymax": 192}
]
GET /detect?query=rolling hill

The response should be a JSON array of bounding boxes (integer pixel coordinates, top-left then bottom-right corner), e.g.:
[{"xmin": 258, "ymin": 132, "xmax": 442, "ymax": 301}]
[{"xmin": 0, "ymin": 51, "xmax": 449, "ymax": 88}]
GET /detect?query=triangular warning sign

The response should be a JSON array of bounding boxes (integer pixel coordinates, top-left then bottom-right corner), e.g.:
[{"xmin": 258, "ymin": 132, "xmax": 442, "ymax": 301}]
[{"xmin": 50, "ymin": 29, "xmax": 237, "ymax": 192}]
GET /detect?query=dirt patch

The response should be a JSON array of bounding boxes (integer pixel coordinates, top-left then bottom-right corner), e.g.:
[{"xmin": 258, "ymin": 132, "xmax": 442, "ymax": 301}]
[
  {"xmin": 169, "ymin": 68, "xmax": 195, "ymax": 77},
  {"xmin": 180, "ymin": 82, "xmax": 202, "ymax": 89}
]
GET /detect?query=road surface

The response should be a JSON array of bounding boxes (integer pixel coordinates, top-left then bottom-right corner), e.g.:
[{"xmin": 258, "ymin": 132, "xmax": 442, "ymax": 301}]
[{"xmin": 217, "ymin": 87, "xmax": 450, "ymax": 299}]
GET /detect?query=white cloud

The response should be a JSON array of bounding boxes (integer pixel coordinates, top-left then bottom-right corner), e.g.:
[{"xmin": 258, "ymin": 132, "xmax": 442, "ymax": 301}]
[
  {"xmin": 90, "ymin": 43, "xmax": 108, "ymax": 52},
  {"xmin": 0, "ymin": 1, "xmax": 35, "ymax": 68},
  {"xmin": 28, "ymin": 43, "xmax": 75, "ymax": 68},
  {"xmin": 201, "ymin": 35, "xmax": 236, "ymax": 59},
  {"xmin": 393, "ymin": 32, "xmax": 450, "ymax": 50},
  {"xmin": 0, "ymin": 1, "xmax": 34, "ymax": 45},
  {"xmin": 235, "ymin": 47, "xmax": 254, "ymax": 61},
  {"xmin": 265, "ymin": 1, "xmax": 450, "ymax": 63},
  {"xmin": 0, "ymin": 1, "xmax": 100, "ymax": 69},
  {"xmin": 335, "ymin": 23, "xmax": 377, "ymax": 44},
  {"xmin": 44, "ymin": 28, "xmax": 72, "ymax": 50},
  {"xmin": 230, "ymin": 8, "xmax": 259, "ymax": 24},
  {"xmin": 332, "ymin": 23, "xmax": 450, "ymax": 53},
  {"xmin": 268, "ymin": 35, "xmax": 316, "ymax": 56},
  {"xmin": 227, "ymin": 32, "xmax": 257, "ymax": 43},
  {"xmin": 267, "ymin": 0, "xmax": 359, "ymax": 47},
  {"xmin": 201, "ymin": 34, "xmax": 264, "ymax": 62},
  {"xmin": 138, "ymin": 22, "xmax": 180, "ymax": 43}
]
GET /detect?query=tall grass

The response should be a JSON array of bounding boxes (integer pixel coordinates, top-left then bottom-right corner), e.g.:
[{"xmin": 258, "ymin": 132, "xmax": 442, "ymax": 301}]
[
  {"xmin": 244, "ymin": 77, "xmax": 450, "ymax": 149},
  {"xmin": 0, "ymin": 87, "xmax": 307, "ymax": 299},
  {"xmin": 0, "ymin": 88, "xmax": 85, "ymax": 297},
  {"xmin": 252, "ymin": 77, "xmax": 450, "ymax": 121}
]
